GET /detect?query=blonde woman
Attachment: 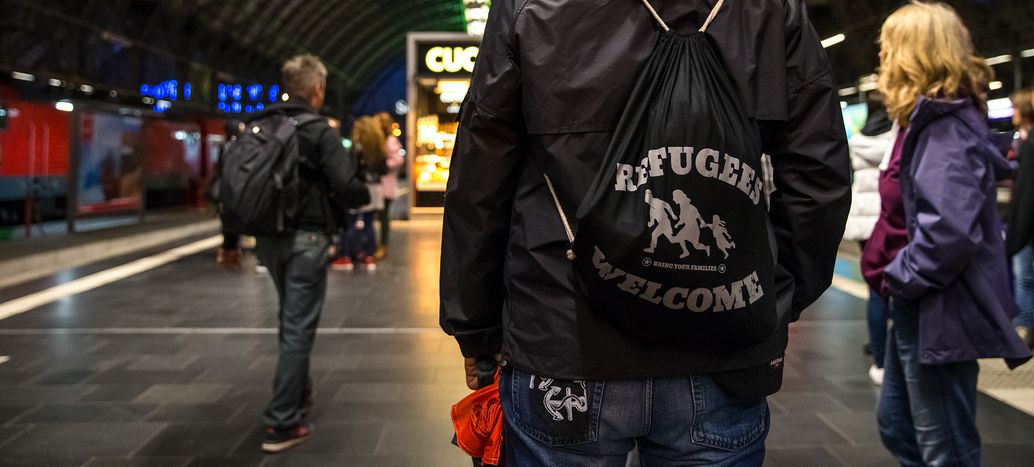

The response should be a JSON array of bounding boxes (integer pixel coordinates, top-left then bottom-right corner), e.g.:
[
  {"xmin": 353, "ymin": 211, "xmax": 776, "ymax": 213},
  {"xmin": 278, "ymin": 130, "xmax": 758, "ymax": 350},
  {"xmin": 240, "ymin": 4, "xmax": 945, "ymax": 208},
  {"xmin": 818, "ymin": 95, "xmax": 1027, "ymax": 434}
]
[
  {"xmin": 372, "ymin": 112, "xmax": 404, "ymax": 259},
  {"xmin": 332, "ymin": 116, "xmax": 386, "ymax": 271},
  {"xmin": 868, "ymin": 3, "xmax": 1032, "ymax": 465}
]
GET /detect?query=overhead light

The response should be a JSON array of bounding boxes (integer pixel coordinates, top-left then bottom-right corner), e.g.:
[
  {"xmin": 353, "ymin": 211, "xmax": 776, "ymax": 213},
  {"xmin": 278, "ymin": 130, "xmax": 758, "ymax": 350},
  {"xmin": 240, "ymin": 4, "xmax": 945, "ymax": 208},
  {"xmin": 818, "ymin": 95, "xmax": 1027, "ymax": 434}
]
[
  {"xmin": 48, "ymin": 78, "xmax": 62, "ymax": 87},
  {"xmin": 142, "ymin": 97, "xmax": 155, "ymax": 104},
  {"xmin": 989, "ymin": 81, "xmax": 1004, "ymax": 91},
  {"xmin": 985, "ymin": 55, "xmax": 1012, "ymax": 66},
  {"xmin": 79, "ymin": 84, "xmax": 94, "ymax": 93},
  {"xmin": 109, "ymin": 90, "xmax": 118, "ymax": 97},
  {"xmin": 858, "ymin": 81, "xmax": 878, "ymax": 92},
  {"xmin": 11, "ymin": 71, "xmax": 35, "ymax": 82},
  {"xmin": 821, "ymin": 33, "xmax": 846, "ymax": 48},
  {"xmin": 1021, "ymin": 48, "xmax": 1034, "ymax": 59},
  {"xmin": 54, "ymin": 101, "xmax": 74, "ymax": 112},
  {"xmin": 837, "ymin": 86, "xmax": 858, "ymax": 97},
  {"xmin": 281, "ymin": 93, "xmax": 289, "ymax": 101}
]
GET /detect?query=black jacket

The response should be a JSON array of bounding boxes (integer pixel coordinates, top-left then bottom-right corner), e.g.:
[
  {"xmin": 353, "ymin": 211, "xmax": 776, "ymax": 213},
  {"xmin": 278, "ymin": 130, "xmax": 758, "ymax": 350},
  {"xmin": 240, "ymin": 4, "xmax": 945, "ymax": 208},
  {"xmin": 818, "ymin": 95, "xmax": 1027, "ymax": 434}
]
[
  {"xmin": 440, "ymin": 0, "xmax": 851, "ymax": 380},
  {"xmin": 222, "ymin": 99, "xmax": 369, "ymax": 248},
  {"xmin": 1007, "ymin": 136, "xmax": 1034, "ymax": 256}
]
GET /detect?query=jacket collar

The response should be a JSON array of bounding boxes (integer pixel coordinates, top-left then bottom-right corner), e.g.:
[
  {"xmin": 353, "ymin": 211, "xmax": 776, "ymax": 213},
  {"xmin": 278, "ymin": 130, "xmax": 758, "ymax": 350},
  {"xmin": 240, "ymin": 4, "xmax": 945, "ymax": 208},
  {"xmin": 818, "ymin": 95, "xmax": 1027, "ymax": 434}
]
[
  {"xmin": 906, "ymin": 96, "xmax": 1015, "ymax": 181},
  {"xmin": 908, "ymin": 96, "xmax": 984, "ymax": 134},
  {"xmin": 248, "ymin": 97, "xmax": 315, "ymax": 121}
]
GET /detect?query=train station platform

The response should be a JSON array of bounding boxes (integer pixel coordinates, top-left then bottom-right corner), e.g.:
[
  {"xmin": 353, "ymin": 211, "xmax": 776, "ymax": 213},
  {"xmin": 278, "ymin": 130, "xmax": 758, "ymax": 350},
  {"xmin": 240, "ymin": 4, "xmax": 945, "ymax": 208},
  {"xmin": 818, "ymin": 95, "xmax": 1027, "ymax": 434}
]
[{"xmin": 1, "ymin": 217, "xmax": 1034, "ymax": 466}]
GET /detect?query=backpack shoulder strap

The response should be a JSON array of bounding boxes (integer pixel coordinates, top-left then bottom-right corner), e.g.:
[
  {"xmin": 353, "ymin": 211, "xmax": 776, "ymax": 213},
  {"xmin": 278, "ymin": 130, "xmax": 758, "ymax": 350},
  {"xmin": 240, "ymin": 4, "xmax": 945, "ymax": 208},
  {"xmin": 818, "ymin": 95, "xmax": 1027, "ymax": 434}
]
[{"xmin": 640, "ymin": 0, "xmax": 726, "ymax": 33}]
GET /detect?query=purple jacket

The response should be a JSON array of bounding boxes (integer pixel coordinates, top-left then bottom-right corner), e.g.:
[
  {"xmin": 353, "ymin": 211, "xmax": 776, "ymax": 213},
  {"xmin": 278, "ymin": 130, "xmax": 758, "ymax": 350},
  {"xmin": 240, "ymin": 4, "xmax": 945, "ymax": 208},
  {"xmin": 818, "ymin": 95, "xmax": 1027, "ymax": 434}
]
[{"xmin": 885, "ymin": 97, "xmax": 1031, "ymax": 368}]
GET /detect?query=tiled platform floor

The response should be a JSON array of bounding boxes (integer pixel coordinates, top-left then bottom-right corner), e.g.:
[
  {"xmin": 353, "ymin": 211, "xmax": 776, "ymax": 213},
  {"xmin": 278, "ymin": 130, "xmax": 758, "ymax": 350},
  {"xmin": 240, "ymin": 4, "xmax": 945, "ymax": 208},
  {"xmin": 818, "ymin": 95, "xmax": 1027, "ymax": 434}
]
[{"xmin": 2, "ymin": 218, "xmax": 1034, "ymax": 466}]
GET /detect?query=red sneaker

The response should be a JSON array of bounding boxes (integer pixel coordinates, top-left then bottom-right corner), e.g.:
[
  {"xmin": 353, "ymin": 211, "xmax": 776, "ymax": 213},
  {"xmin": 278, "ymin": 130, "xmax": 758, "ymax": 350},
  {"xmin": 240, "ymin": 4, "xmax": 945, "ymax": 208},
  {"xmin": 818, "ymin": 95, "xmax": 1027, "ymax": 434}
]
[
  {"xmin": 361, "ymin": 256, "xmax": 377, "ymax": 271},
  {"xmin": 331, "ymin": 257, "xmax": 353, "ymax": 271},
  {"xmin": 261, "ymin": 422, "xmax": 313, "ymax": 453}
]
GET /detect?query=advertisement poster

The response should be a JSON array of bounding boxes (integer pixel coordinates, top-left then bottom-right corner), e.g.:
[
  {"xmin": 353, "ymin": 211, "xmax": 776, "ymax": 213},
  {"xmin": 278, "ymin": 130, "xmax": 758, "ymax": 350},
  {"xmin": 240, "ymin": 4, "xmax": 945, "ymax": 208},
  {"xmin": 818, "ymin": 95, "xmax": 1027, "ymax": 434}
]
[
  {"xmin": 77, "ymin": 112, "xmax": 144, "ymax": 214},
  {"xmin": 842, "ymin": 103, "xmax": 868, "ymax": 140}
]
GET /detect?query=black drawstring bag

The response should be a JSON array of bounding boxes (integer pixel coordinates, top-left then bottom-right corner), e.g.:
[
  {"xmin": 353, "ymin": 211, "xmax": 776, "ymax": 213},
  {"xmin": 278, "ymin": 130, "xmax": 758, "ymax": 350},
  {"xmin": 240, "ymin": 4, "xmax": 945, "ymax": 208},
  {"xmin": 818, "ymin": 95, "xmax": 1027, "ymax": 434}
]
[{"xmin": 546, "ymin": 0, "xmax": 777, "ymax": 351}]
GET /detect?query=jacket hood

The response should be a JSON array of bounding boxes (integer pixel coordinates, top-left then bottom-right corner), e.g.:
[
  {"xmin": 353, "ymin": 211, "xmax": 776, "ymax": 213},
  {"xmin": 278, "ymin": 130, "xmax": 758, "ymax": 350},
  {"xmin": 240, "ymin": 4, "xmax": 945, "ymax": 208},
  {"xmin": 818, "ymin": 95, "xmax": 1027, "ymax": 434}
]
[
  {"xmin": 247, "ymin": 98, "xmax": 314, "ymax": 122},
  {"xmin": 910, "ymin": 97, "xmax": 1014, "ymax": 181},
  {"xmin": 849, "ymin": 131, "xmax": 893, "ymax": 168}
]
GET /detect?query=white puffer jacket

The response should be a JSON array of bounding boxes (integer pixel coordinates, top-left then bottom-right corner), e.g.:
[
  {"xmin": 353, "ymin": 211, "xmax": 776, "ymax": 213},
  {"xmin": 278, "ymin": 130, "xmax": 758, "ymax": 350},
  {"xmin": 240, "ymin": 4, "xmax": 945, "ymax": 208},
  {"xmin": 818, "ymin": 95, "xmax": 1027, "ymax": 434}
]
[{"xmin": 844, "ymin": 130, "xmax": 894, "ymax": 241}]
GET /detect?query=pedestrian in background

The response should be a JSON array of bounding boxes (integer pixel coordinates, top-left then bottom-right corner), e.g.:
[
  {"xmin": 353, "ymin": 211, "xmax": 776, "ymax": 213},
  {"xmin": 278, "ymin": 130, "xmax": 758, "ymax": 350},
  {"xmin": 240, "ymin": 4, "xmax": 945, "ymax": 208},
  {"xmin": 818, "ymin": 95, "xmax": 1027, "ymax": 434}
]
[
  {"xmin": 844, "ymin": 92, "xmax": 893, "ymax": 386},
  {"xmin": 867, "ymin": 3, "xmax": 1032, "ymax": 465},
  {"xmin": 217, "ymin": 54, "xmax": 370, "ymax": 452},
  {"xmin": 373, "ymin": 112, "xmax": 404, "ymax": 260},
  {"xmin": 333, "ymin": 116, "xmax": 384, "ymax": 271},
  {"xmin": 1006, "ymin": 87, "xmax": 1034, "ymax": 350}
]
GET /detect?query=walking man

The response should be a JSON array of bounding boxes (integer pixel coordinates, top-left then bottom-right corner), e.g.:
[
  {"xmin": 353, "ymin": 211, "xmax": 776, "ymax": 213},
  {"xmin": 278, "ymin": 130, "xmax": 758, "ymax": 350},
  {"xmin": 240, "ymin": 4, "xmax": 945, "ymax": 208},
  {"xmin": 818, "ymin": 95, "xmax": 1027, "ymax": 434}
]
[{"xmin": 217, "ymin": 54, "xmax": 369, "ymax": 453}]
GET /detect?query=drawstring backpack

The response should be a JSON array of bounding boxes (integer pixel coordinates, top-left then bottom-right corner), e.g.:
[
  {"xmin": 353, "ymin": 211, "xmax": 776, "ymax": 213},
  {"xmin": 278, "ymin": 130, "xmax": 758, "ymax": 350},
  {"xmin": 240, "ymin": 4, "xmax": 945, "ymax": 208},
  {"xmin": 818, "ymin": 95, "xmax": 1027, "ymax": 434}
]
[{"xmin": 545, "ymin": 0, "xmax": 778, "ymax": 351}]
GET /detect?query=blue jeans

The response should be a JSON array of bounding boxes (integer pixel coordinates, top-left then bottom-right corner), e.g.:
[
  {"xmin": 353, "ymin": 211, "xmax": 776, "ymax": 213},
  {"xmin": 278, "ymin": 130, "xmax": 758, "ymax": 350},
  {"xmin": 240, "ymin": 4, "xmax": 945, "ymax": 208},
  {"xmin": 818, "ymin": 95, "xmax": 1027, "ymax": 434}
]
[
  {"xmin": 500, "ymin": 368, "xmax": 769, "ymax": 466},
  {"xmin": 867, "ymin": 286, "xmax": 889, "ymax": 368},
  {"xmin": 877, "ymin": 299, "xmax": 980, "ymax": 467},
  {"xmin": 340, "ymin": 212, "xmax": 376, "ymax": 259},
  {"xmin": 1013, "ymin": 245, "xmax": 1034, "ymax": 328}
]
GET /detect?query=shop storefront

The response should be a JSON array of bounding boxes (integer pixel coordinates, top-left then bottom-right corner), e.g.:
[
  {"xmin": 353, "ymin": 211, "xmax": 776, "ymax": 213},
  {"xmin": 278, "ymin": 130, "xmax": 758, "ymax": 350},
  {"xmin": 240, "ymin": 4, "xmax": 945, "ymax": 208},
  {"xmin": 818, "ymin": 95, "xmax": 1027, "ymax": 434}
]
[{"xmin": 405, "ymin": 32, "xmax": 479, "ymax": 210}]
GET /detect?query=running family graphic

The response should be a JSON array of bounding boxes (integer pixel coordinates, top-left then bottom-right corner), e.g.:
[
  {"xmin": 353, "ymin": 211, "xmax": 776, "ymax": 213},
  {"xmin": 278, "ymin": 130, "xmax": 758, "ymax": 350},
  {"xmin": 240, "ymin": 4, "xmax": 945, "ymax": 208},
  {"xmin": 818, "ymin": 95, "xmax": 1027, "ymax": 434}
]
[
  {"xmin": 643, "ymin": 189, "xmax": 736, "ymax": 260},
  {"xmin": 580, "ymin": 145, "xmax": 768, "ymax": 314}
]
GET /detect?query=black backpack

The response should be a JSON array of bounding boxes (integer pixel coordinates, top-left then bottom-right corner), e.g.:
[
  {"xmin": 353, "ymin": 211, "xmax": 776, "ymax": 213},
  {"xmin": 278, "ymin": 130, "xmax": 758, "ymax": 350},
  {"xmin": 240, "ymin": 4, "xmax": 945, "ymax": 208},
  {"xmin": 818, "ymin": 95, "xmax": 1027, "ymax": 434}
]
[
  {"xmin": 216, "ymin": 112, "xmax": 322, "ymax": 236},
  {"xmin": 545, "ymin": 0, "xmax": 778, "ymax": 351}
]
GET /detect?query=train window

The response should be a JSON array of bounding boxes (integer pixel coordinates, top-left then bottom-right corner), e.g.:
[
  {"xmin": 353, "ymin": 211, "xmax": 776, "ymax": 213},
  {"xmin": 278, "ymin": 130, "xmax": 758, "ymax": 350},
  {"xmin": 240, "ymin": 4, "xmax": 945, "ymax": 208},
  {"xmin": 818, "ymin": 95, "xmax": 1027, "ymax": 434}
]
[{"xmin": 0, "ymin": 102, "xmax": 7, "ymax": 131}]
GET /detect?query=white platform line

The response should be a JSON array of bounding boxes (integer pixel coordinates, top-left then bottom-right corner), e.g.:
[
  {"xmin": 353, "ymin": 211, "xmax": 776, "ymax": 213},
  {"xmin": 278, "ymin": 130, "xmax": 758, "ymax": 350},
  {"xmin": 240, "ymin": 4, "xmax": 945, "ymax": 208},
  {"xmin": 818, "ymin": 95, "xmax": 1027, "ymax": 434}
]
[
  {"xmin": 0, "ymin": 356, "xmax": 9, "ymax": 365},
  {"xmin": 829, "ymin": 274, "xmax": 869, "ymax": 300},
  {"xmin": 0, "ymin": 235, "xmax": 222, "ymax": 322},
  {"xmin": 0, "ymin": 327, "xmax": 442, "ymax": 335}
]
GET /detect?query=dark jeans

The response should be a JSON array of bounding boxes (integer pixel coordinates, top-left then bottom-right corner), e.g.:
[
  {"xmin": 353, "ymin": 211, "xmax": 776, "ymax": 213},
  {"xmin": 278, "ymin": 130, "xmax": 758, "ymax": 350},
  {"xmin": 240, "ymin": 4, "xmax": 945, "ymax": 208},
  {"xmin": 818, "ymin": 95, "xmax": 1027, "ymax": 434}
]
[
  {"xmin": 340, "ymin": 212, "xmax": 376, "ymax": 259},
  {"xmin": 1013, "ymin": 245, "xmax": 1034, "ymax": 328},
  {"xmin": 860, "ymin": 241, "xmax": 889, "ymax": 368},
  {"xmin": 867, "ymin": 286, "xmax": 889, "ymax": 368},
  {"xmin": 255, "ymin": 230, "xmax": 331, "ymax": 429},
  {"xmin": 378, "ymin": 198, "xmax": 393, "ymax": 247},
  {"xmin": 500, "ymin": 368, "xmax": 769, "ymax": 466},
  {"xmin": 877, "ymin": 299, "xmax": 980, "ymax": 467}
]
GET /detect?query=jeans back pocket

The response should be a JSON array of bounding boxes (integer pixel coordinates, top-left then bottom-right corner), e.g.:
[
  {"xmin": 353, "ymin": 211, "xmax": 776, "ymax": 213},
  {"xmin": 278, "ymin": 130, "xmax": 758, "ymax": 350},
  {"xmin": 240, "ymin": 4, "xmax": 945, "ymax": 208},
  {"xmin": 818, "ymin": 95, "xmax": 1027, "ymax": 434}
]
[
  {"xmin": 509, "ymin": 369, "xmax": 605, "ymax": 446},
  {"xmin": 691, "ymin": 375, "xmax": 769, "ymax": 451}
]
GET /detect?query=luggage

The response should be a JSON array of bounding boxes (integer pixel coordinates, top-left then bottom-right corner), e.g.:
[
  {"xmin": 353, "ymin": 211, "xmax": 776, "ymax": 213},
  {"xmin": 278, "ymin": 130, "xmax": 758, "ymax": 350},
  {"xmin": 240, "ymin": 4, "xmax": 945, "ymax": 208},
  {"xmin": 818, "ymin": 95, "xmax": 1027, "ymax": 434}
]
[
  {"xmin": 547, "ymin": 0, "xmax": 778, "ymax": 351},
  {"xmin": 216, "ymin": 112, "xmax": 322, "ymax": 235}
]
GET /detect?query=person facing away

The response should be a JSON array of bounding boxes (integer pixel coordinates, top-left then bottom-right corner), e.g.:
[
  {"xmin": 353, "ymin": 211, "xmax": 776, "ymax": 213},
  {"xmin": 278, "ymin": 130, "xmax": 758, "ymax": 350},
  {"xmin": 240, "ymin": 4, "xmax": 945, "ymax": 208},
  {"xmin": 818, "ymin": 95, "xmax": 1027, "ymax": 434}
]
[
  {"xmin": 217, "ymin": 53, "xmax": 370, "ymax": 454},
  {"xmin": 865, "ymin": 3, "xmax": 1032, "ymax": 466},
  {"xmin": 439, "ymin": 0, "xmax": 851, "ymax": 465},
  {"xmin": 844, "ymin": 92, "xmax": 894, "ymax": 386},
  {"xmin": 1005, "ymin": 87, "xmax": 1034, "ymax": 349},
  {"xmin": 333, "ymin": 116, "xmax": 384, "ymax": 271},
  {"xmin": 373, "ymin": 112, "xmax": 404, "ymax": 260}
]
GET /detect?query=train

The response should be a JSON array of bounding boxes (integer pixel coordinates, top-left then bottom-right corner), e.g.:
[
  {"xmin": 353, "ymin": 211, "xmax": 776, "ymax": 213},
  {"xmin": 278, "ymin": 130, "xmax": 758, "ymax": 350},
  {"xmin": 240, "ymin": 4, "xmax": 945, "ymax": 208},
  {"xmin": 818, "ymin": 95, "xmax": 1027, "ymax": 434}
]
[{"xmin": 0, "ymin": 84, "xmax": 228, "ymax": 233}]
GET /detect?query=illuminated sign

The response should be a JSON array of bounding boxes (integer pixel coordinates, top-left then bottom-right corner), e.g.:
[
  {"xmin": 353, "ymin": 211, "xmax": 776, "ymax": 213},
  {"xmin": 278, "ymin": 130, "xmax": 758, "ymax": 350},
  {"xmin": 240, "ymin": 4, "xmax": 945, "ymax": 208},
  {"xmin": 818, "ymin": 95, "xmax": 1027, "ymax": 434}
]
[
  {"xmin": 424, "ymin": 46, "xmax": 479, "ymax": 74},
  {"xmin": 216, "ymin": 82, "xmax": 278, "ymax": 114}
]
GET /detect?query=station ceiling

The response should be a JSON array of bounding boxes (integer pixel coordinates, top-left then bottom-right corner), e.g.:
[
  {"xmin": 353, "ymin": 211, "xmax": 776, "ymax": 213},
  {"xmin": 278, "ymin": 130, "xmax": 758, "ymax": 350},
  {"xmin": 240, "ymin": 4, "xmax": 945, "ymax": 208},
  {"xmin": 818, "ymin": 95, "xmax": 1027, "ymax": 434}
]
[{"xmin": 2, "ymin": 0, "xmax": 1033, "ymax": 111}]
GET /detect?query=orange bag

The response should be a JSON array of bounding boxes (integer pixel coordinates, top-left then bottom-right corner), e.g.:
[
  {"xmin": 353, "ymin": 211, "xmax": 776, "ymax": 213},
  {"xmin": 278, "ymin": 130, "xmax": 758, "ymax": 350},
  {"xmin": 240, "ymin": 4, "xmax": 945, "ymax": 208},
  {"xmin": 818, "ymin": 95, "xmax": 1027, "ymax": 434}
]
[{"xmin": 451, "ymin": 372, "xmax": 504, "ymax": 466}]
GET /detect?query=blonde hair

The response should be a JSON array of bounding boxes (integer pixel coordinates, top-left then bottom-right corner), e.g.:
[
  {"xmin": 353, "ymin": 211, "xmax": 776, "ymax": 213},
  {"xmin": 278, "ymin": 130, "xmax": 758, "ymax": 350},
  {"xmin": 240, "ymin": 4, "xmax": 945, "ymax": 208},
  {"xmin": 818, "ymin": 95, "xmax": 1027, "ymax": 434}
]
[
  {"xmin": 373, "ymin": 112, "xmax": 395, "ymax": 136},
  {"xmin": 281, "ymin": 54, "xmax": 328, "ymax": 100},
  {"xmin": 351, "ymin": 116, "xmax": 386, "ymax": 168},
  {"xmin": 877, "ymin": 1, "xmax": 992, "ymax": 126}
]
